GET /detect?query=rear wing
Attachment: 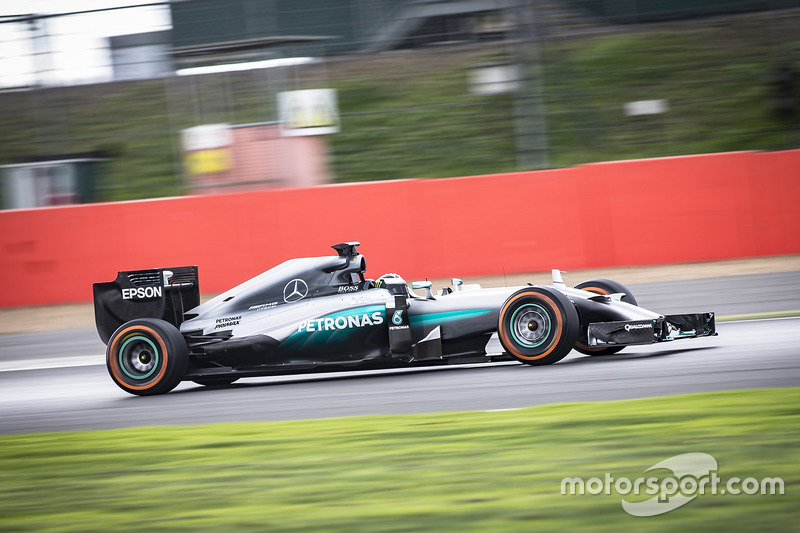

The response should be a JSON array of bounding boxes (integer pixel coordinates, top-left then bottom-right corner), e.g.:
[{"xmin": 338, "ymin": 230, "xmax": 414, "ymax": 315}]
[{"xmin": 93, "ymin": 266, "xmax": 199, "ymax": 344}]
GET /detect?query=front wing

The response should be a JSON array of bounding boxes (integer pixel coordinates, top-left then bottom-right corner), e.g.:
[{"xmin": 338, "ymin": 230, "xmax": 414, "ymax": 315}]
[{"xmin": 587, "ymin": 313, "xmax": 716, "ymax": 347}]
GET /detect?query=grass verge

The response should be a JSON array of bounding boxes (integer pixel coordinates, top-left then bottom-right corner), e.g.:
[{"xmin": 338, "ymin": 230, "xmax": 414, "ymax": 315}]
[
  {"xmin": 1, "ymin": 388, "xmax": 798, "ymax": 531},
  {"xmin": 715, "ymin": 310, "xmax": 800, "ymax": 322}
]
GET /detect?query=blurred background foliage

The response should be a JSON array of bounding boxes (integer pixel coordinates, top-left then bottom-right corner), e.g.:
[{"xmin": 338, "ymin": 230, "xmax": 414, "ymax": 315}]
[{"xmin": 0, "ymin": 1, "xmax": 798, "ymax": 203}]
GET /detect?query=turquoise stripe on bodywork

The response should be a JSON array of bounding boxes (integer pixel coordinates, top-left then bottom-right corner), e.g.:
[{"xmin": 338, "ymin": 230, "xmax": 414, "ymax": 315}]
[
  {"xmin": 409, "ymin": 309, "xmax": 494, "ymax": 325},
  {"xmin": 280, "ymin": 306, "xmax": 494, "ymax": 350}
]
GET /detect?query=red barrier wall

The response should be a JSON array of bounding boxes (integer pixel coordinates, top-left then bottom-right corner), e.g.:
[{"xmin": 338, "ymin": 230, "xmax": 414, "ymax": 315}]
[{"xmin": 1, "ymin": 149, "xmax": 798, "ymax": 307}]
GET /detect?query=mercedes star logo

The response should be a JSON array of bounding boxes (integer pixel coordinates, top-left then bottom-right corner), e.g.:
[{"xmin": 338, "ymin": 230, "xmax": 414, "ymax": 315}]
[{"xmin": 283, "ymin": 279, "xmax": 309, "ymax": 303}]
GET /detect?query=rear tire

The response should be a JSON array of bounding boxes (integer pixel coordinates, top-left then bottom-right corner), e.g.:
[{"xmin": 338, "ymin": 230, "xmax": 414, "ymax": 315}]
[
  {"xmin": 106, "ymin": 318, "xmax": 188, "ymax": 396},
  {"xmin": 574, "ymin": 278, "xmax": 637, "ymax": 356},
  {"xmin": 497, "ymin": 286, "xmax": 578, "ymax": 365}
]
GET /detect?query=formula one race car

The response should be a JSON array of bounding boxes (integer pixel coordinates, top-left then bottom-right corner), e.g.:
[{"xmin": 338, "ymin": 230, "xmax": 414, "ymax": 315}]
[{"xmin": 93, "ymin": 242, "xmax": 716, "ymax": 395}]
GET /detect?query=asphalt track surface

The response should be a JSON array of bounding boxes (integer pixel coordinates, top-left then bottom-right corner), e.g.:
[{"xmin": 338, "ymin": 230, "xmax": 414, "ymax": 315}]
[{"xmin": 1, "ymin": 272, "xmax": 798, "ymax": 435}]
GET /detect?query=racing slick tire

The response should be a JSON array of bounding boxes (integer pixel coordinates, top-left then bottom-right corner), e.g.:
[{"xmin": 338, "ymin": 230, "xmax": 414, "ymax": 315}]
[
  {"xmin": 498, "ymin": 286, "xmax": 579, "ymax": 365},
  {"xmin": 192, "ymin": 377, "xmax": 240, "ymax": 387},
  {"xmin": 106, "ymin": 318, "xmax": 189, "ymax": 396},
  {"xmin": 574, "ymin": 278, "xmax": 638, "ymax": 356}
]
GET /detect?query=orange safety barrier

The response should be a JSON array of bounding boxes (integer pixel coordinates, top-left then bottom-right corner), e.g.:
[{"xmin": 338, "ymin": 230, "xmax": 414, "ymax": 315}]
[{"xmin": 1, "ymin": 149, "xmax": 798, "ymax": 307}]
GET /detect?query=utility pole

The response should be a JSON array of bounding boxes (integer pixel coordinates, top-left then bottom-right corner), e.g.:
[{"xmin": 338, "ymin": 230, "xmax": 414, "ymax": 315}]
[
  {"xmin": 507, "ymin": 0, "xmax": 550, "ymax": 170},
  {"xmin": 26, "ymin": 15, "xmax": 55, "ymax": 87}
]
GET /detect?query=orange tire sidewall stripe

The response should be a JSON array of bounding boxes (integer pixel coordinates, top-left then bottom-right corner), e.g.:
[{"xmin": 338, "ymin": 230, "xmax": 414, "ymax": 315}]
[
  {"xmin": 575, "ymin": 286, "xmax": 609, "ymax": 352},
  {"xmin": 108, "ymin": 325, "xmax": 169, "ymax": 391},
  {"xmin": 499, "ymin": 292, "xmax": 563, "ymax": 361}
]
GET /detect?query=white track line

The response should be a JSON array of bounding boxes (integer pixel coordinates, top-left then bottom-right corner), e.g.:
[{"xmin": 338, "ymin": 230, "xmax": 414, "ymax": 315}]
[{"xmin": 0, "ymin": 355, "xmax": 104, "ymax": 372}]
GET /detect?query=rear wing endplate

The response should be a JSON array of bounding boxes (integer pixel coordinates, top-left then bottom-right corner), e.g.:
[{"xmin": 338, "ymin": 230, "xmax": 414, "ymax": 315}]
[{"xmin": 93, "ymin": 266, "xmax": 199, "ymax": 344}]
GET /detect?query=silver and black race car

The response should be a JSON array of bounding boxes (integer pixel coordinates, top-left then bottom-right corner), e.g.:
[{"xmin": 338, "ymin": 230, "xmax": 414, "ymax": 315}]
[{"xmin": 93, "ymin": 242, "xmax": 716, "ymax": 395}]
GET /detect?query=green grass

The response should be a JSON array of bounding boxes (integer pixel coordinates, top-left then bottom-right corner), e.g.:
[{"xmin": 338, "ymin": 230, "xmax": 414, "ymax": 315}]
[
  {"xmin": 1, "ymin": 388, "xmax": 798, "ymax": 531},
  {"xmin": 542, "ymin": 27, "xmax": 800, "ymax": 166},
  {"xmin": 717, "ymin": 310, "xmax": 800, "ymax": 321}
]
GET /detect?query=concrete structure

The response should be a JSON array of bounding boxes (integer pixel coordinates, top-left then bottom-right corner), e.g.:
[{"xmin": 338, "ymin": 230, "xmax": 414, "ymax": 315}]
[{"xmin": 109, "ymin": 31, "xmax": 173, "ymax": 81}]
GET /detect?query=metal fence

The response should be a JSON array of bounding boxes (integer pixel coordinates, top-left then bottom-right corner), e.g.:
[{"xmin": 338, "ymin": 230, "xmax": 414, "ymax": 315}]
[{"xmin": 1, "ymin": 1, "xmax": 798, "ymax": 206}]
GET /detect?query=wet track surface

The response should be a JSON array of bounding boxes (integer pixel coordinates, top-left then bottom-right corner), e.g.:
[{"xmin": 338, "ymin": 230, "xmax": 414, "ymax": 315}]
[{"xmin": 1, "ymin": 272, "xmax": 798, "ymax": 435}]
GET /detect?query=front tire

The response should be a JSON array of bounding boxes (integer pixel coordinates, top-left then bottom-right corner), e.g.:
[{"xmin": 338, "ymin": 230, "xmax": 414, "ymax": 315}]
[
  {"xmin": 106, "ymin": 318, "xmax": 188, "ymax": 396},
  {"xmin": 574, "ymin": 278, "xmax": 638, "ymax": 356},
  {"xmin": 498, "ymin": 286, "xmax": 578, "ymax": 365}
]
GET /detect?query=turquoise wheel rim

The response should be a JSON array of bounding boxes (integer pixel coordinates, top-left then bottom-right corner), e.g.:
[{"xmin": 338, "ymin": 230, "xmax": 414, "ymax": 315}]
[
  {"xmin": 510, "ymin": 303, "xmax": 551, "ymax": 348},
  {"xmin": 118, "ymin": 334, "xmax": 160, "ymax": 380}
]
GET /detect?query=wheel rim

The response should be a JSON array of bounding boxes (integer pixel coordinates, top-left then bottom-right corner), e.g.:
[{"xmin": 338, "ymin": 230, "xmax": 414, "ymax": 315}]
[
  {"xmin": 510, "ymin": 303, "xmax": 551, "ymax": 348},
  {"xmin": 119, "ymin": 335, "xmax": 160, "ymax": 380}
]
